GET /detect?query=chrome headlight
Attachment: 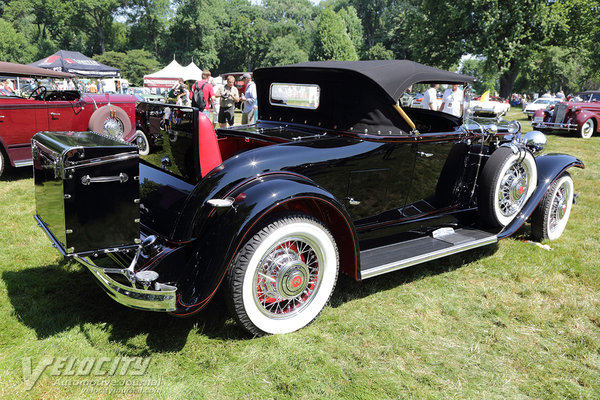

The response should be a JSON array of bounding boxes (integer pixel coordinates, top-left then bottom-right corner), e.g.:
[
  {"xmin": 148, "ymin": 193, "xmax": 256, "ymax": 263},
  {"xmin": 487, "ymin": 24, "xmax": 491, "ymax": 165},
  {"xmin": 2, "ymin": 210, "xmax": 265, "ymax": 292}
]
[
  {"xmin": 522, "ymin": 130, "xmax": 547, "ymax": 154},
  {"xmin": 507, "ymin": 120, "xmax": 521, "ymax": 134}
]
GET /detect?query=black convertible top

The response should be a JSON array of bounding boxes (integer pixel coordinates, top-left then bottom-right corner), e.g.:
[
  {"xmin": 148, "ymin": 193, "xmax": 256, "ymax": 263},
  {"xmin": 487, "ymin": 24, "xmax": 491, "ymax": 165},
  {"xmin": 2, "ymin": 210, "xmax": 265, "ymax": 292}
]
[
  {"xmin": 255, "ymin": 60, "xmax": 475, "ymax": 103},
  {"xmin": 253, "ymin": 60, "xmax": 475, "ymax": 135}
]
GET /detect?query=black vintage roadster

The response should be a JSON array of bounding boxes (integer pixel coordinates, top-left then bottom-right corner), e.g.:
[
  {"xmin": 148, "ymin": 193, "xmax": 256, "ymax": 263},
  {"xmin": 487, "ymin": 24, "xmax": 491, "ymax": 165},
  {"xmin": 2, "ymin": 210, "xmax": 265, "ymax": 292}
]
[{"xmin": 32, "ymin": 61, "xmax": 583, "ymax": 335}]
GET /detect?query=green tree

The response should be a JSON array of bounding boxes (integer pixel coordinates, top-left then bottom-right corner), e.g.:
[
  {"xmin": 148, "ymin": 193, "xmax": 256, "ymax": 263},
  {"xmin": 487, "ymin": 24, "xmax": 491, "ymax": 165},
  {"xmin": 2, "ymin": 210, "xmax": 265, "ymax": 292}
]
[
  {"xmin": 94, "ymin": 49, "xmax": 160, "ymax": 86},
  {"xmin": 0, "ymin": 17, "xmax": 35, "ymax": 62},
  {"xmin": 69, "ymin": 0, "xmax": 123, "ymax": 54},
  {"xmin": 312, "ymin": 8, "xmax": 357, "ymax": 61},
  {"xmin": 348, "ymin": 0, "xmax": 392, "ymax": 48},
  {"xmin": 337, "ymin": 6, "xmax": 363, "ymax": 57},
  {"xmin": 364, "ymin": 43, "xmax": 393, "ymax": 60},
  {"xmin": 167, "ymin": 0, "xmax": 227, "ymax": 70},
  {"xmin": 122, "ymin": 0, "xmax": 171, "ymax": 56},
  {"xmin": 262, "ymin": 35, "xmax": 308, "ymax": 67}
]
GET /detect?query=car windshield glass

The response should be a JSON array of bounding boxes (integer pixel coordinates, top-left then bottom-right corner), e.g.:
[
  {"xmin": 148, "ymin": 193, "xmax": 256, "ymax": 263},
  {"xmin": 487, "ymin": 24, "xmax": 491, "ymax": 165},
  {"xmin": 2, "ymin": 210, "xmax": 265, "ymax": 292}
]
[
  {"xmin": 20, "ymin": 77, "xmax": 82, "ymax": 97},
  {"xmin": 402, "ymin": 83, "xmax": 466, "ymax": 119}
]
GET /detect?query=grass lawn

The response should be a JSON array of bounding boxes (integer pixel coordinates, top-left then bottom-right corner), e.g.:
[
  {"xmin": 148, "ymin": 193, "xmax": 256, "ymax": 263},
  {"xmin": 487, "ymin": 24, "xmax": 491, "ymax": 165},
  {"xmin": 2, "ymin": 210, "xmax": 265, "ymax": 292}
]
[{"xmin": 0, "ymin": 107, "xmax": 599, "ymax": 399}]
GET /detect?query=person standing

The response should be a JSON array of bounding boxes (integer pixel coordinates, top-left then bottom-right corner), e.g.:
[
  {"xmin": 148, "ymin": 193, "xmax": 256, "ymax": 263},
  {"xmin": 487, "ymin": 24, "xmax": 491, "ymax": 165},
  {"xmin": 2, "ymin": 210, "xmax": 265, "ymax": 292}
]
[
  {"xmin": 190, "ymin": 70, "xmax": 215, "ymax": 119},
  {"xmin": 210, "ymin": 77, "xmax": 223, "ymax": 129},
  {"xmin": 240, "ymin": 73, "xmax": 257, "ymax": 124},
  {"xmin": 440, "ymin": 84, "xmax": 464, "ymax": 117},
  {"xmin": 215, "ymin": 75, "xmax": 239, "ymax": 127},
  {"xmin": 422, "ymin": 83, "xmax": 439, "ymax": 110}
]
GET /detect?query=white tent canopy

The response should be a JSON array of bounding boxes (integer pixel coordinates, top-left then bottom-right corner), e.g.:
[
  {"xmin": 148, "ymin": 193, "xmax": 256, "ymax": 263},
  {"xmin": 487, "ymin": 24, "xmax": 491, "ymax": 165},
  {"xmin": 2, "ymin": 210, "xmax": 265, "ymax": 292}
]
[
  {"xmin": 144, "ymin": 59, "xmax": 203, "ymax": 89},
  {"xmin": 144, "ymin": 59, "xmax": 185, "ymax": 88},
  {"xmin": 182, "ymin": 62, "xmax": 203, "ymax": 82}
]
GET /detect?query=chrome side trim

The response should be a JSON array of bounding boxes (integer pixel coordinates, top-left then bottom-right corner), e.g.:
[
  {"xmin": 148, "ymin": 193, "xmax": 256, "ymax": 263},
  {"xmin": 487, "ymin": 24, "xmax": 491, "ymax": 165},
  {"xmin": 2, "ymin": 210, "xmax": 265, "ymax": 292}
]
[
  {"xmin": 65, "ymin": 152, "xmax": 138, "ymax": 170},
  {"xmin": 14, "ymin": 160, "xmax": 33, "ymax": 167},
  {"xmin": 360, "ymin": 235, "xmax": 498, "ymax": 279}
]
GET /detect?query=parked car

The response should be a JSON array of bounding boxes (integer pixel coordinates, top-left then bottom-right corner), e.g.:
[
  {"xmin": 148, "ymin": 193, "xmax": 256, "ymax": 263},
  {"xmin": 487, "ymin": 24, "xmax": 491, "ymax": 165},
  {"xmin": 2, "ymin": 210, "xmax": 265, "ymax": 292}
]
[
  {"xmin": 129, "ymin": 86, "xmax": 164, "ymax": 103},
  {"xmin": 32, "ymin": 60, "xmax": 583, "ymax": 336},
  {"xmin": 532, "ymin": 91, "xmax": 600, "ymax": 138},
  {"xmin": 469, "ymin": 95, "xmax": 511, "ymax": 118},
  {"xmin": 522, "ymin": 97, "xmax": 561, "ymax": 119},
  {"xmin": 0, "ymin": 61, "xmax": 141, "ymax": 177}
]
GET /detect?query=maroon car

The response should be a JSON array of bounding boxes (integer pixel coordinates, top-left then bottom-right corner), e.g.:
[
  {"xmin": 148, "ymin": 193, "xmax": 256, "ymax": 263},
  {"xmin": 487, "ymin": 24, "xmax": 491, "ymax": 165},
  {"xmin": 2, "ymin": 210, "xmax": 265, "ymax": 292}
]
[
  {"xmin": 532, "ymin": 91, "xmax": 600, "ymax": 138},
  {"xmin": 0, "ymin": 61, "xmax": 139, "ymax": 177}
]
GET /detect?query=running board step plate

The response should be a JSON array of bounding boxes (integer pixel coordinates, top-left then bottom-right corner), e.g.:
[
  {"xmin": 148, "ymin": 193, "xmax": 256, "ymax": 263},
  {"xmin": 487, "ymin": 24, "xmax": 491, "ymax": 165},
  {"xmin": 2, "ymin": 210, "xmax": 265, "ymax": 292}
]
[{"xmin": 360, "ymin": 228, "xmax": 497, "ymax": 279}]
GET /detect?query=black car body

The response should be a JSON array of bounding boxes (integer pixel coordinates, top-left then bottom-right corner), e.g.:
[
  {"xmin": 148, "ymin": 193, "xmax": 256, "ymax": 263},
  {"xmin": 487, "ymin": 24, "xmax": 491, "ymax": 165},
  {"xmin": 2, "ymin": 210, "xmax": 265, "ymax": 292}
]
[{"xmin": 33, "ymin": 60, "xmax": 584, "ymax": 335}]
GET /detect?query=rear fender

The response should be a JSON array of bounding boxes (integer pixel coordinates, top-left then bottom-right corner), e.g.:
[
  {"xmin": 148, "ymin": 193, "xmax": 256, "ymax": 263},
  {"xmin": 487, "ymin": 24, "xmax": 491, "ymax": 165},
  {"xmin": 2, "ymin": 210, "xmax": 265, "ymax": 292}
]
[
  {"xmin": 499, "ymin": 153, "xmax": 584, "ymax": 239},
  {"xmin": 172, "ymin": 173, "xmax": 358, "ymax": 316}
]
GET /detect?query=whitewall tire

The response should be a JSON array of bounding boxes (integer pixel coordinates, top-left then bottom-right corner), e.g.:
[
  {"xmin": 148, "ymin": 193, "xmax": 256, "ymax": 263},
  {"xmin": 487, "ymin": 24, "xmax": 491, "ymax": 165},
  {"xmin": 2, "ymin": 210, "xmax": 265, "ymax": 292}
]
[
  {"xmin": 531, "ymin": 173, "xmax": 574, "ymax": 241},
  {"xmin": 226, "ymin": 214, "xmax": 339, "ymax": 336},
  {"xmin": 480, "ymin": 147, "xmax": 538, "ymax": 227},
  {"xmin": 579, "ymin": 119, "xmax": 595, "ymax": 139},
  {"xmin": 135, "ymin": 130, "xmax": 150, "ymax": 156}
]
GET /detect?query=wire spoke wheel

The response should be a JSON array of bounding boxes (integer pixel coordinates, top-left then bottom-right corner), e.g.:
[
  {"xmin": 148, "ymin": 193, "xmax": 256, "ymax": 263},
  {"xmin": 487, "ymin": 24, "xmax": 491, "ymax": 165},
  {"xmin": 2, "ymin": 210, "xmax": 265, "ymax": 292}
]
[
  {"xmin": 479, "ymin": 146, "xmax": 537, "ymax": 227},
  {"xmin": 497, "ymin": 162, "xmax": 530, "ymax": 218},
  {"xmin": 226, "ymin": 214, "xmax": 338, "ymax": 336},
  {"xmin": 254, "ymin": 237, "xmax": 322, "ymax": 319},
  {"xmin": 531, "ymin": 173, "xmax": 574, "ymax": 241}
]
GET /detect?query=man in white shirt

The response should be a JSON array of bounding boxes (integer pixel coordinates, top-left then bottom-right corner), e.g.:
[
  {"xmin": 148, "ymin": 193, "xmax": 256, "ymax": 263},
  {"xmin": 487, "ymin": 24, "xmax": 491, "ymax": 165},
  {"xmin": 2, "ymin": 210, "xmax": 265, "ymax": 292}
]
[
  {"xmin": 440, "ymin": 84, "xmax": 464, "ymax": 117},
  {"xmin": 422, "ymin": 83, "xmax": 439, "ymax": 110}
]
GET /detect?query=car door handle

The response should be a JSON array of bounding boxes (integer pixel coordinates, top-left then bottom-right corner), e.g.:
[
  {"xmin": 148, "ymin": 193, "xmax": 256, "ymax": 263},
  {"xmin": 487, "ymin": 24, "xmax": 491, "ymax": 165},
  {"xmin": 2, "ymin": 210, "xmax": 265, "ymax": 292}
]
[
  {"xmin": 50, "ymin": 112, "xmax": 60, "ymax": 119},
  {"xmin": 417, "ymin": 151, "xmax": 434, "ymax": 158}
]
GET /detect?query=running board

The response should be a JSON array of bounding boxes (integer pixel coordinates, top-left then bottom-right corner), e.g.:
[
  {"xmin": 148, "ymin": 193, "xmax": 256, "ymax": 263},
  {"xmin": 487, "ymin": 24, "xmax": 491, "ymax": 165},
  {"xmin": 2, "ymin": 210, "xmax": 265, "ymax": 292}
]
[{"xmin": 360, "ymin": 228, "xmax": 497, "ymax": 279}]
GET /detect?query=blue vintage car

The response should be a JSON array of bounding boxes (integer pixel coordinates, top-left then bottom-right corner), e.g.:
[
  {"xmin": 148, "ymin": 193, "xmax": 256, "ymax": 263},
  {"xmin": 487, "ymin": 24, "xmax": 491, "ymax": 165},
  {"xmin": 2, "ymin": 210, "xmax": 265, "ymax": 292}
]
[{"xmin": 32, "ymin": 61, "xmax": 583, "ymax": 335}]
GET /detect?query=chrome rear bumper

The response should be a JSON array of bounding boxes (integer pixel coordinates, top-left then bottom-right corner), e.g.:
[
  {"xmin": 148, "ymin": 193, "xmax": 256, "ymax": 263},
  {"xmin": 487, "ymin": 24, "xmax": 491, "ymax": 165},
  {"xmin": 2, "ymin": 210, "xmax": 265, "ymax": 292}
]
[
  {"xmin": 35, "ymin": 215, "xmax": 177, "ymax": 312},
  {"xmin": 74, "ymin": 256, "xmax": 177, "ymax": 312}
]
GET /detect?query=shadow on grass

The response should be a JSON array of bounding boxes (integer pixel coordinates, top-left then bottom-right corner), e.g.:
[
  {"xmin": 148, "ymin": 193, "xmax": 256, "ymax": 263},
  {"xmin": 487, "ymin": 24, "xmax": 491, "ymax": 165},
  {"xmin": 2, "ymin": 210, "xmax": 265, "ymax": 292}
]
[
  {"xmin": 2, "ymin": 259, "xmax": 247, "ymax": 353},
  {"xmin": 330, "ymin": 243, "xmax": 500, "ymax": 308},
  {"xmin": 0, "ymin": 166, "xmax": 33, "ymax": 182},
  {"xmin": 4, "ymin": 243, "xmax": 500, "ymax": 346}
]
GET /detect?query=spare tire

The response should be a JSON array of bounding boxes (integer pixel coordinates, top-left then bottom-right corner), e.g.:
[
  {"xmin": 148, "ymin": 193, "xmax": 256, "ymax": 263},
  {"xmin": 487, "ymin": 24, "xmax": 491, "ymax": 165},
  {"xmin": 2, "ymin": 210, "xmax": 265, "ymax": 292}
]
[
  {"xmin": 88, "ymin": 105, "xmax": 132, "ymax": 140},
  {"xmin": 479, "ymin": 146, "xmax": 537, "ymax": 227}
]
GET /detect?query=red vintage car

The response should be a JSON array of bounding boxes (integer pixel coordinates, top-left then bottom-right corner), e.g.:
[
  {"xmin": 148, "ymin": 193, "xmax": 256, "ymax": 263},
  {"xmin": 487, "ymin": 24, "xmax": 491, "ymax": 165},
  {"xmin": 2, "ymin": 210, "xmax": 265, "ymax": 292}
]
[
  {"xmin": 0, "ymin": 61, "xmax": 140, "ymax": 177},
  {"xmin": 532, "ymin": 91, "xmax": 600, "ymax": 138}
]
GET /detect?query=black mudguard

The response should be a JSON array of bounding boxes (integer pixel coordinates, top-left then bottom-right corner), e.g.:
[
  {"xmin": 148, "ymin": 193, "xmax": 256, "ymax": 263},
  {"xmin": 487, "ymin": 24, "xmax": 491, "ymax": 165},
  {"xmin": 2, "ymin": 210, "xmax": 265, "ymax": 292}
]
[
  {"xmin": 499, "ymin": 153, "xmax": 584, "ymax": 239},
  {"xmin": 170, "ymin": 173, "xmax": 357, "ymax": 316}
]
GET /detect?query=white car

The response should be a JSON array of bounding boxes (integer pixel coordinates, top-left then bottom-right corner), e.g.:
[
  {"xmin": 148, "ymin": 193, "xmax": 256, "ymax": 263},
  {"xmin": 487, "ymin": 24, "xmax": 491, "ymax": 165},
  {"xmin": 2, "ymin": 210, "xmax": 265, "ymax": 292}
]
[
  {"xmin": 469, "ymin": 96, "xmax": 511, "ymax": 118},
  {"xmin": 523, "ymin": 97, "xmax": 561, "ymax": 119}
]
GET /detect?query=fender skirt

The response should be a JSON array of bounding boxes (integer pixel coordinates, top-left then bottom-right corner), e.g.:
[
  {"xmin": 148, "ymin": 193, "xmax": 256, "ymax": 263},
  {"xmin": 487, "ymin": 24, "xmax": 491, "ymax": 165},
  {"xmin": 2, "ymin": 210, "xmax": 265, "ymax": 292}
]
[
  {"xmin": 498, "ymin": 153, "xmax": 584, "ymax": 239},
  {"xmin": 170, "ymin": 173, "xmax": 357, "ymax": 316}
]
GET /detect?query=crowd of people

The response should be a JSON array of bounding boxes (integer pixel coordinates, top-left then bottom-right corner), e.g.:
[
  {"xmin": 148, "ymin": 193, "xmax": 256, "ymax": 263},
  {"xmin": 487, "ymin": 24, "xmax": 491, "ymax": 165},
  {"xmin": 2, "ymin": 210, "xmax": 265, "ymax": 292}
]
[{"xmin": 170, "ymin": 70, "xmax": 257, "ymax": 128}]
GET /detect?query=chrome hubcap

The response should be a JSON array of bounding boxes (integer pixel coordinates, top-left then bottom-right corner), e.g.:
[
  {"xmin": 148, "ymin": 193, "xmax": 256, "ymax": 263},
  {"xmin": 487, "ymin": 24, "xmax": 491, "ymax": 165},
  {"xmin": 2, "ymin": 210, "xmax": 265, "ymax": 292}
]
[
  {"xmin": 254, "ymin": 237, "xmax": 321, "ymax": 318},
  {"xmin": 136, "ymin": 135, "xmax": 147, "ymax": 151},
  {"xmin": 498, "ymin": 162, "xmax": 529, "ymax": 217},
  {"xmin": 104, "ymin": 118, "xmax": 124, "ymax": 138},
  {"xmin": 549, "ymin": 182, "xmax": 570, "ymax": 232}
]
